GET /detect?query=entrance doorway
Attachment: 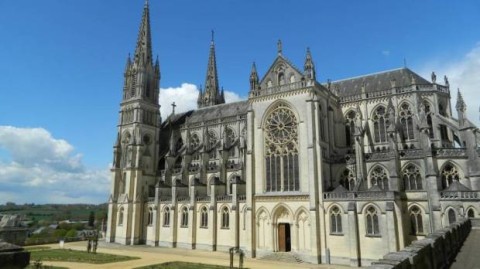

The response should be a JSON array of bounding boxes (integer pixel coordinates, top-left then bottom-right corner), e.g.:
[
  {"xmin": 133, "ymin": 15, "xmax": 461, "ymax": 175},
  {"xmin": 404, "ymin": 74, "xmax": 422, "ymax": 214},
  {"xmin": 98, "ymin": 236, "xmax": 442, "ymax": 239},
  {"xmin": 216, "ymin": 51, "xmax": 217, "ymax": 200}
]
[{"xmin": 278, "ymin": 223, "xmax": 291, "ymax": 252}]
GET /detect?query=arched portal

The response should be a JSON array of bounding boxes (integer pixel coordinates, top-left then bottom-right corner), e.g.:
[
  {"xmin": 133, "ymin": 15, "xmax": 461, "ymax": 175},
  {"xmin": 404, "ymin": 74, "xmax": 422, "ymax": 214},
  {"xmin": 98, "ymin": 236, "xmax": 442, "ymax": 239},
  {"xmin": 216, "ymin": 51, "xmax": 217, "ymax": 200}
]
[{"xmin": 273, "ymin": 205, "xmax": 293, "ymax": 252}]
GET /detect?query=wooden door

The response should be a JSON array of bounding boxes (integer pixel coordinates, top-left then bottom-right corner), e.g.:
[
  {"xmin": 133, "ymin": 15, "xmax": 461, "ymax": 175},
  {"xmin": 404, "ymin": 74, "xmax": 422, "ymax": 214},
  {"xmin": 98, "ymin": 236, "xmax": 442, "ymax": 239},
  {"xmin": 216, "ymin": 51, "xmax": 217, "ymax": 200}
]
[{"xmin": 278, "ymin": 223, "xmax": 286, "ymax": 252}]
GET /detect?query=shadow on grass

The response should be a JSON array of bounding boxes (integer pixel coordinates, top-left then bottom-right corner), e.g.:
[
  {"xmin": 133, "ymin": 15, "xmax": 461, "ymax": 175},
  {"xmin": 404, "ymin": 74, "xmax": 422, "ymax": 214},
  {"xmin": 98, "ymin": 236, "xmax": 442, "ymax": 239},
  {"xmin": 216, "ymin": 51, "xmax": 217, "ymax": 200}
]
[{"xmin": 29, "ymin": 248, "xmax": 140, "ymax": 264}]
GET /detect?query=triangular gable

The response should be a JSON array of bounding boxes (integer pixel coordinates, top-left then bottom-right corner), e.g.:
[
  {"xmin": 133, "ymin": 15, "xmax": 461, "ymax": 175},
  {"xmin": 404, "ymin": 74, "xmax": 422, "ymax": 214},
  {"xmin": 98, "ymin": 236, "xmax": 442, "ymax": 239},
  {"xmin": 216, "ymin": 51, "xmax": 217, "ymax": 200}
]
[{"xmin": 259, "ymin": 55, "xmax": 304, "ymax": 89}]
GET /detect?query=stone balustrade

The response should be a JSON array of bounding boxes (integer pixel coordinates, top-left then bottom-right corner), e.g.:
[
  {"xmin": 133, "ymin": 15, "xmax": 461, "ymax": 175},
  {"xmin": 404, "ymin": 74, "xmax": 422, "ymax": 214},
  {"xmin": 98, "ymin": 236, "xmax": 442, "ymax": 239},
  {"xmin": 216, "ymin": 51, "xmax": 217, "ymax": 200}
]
[
  {"xmin": 323, "ymin": 191, "xmax": 396, "ymax": 201},
  {"xmin": 434, "ymin": 148, "xmax": 467, "ymax": 158},
  {"xmin": 440, "ymin": 191, "xmax": 480, "ymax": 200},
  {"xmin": 368, "ymin": 219, "xmax": 471, "ymax": 269}
]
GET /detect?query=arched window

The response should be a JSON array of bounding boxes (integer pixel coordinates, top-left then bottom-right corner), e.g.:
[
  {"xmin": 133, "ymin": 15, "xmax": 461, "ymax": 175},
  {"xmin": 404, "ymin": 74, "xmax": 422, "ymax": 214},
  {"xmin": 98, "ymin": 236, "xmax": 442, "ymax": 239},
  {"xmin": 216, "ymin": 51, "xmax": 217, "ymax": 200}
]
[
  {"xmin": 147, "ymin": 207, "xmax": 153, "ymax": 226},
  {"xmin": 448, "ymin": 208, "xmax": 456, "ymax": 225},
  {"xmin": 365, "ymin": 206, "xmax": 380, "ymax": 236},
  {"xmin": 163, "ymin": 207, "xmax": 170, "ymax": 227},
  {"xmin": 181, "ymin": 207, "xmax": 188, "ymax": 227},
  {"xmin": 118, "ymin": 207, "xmax": 124, "ymax": 226},
  {"xmin": 441, "ymin": 164, "xmax": 460, "ymax": 189},
  {"xmin": 278, "ymin": 72, "xmax": 285, "ymax": 85},
  {"xmin": 208, "ymin": 131, "xmax": 217, "ymax": 159},
  {"xmin": 424, "ymin": 101, "xmax": 434, "ymax": 138},
  {"xmin": 403, "ymin": 164, "xmax": 422, "ymax": 190},
  {"xmin": 345, "ymin": 110, "xmax": 356, "ymax": 147},
  {"xmin": 330, "ymin": 206, "xmax": 342, "ymax": 234},
  {"xmin": 339, "ymin": 168, "xmax": 355, "ymax": 191},
  {"xmin": 370, "ymin": 166, "xmax": 389, "ymax": 190},
  {"xmin": 264, "ymin": 103, "xmax": 299, "ymax": 192},
  {"xmin": 221, "ymin": 207, "xmax": 230, "ymax": 229},
  {"xmin": 467, "ymin": 208, "xmax": 475, "ymax": 219},
  {"xmin": 409, "ymin": 206, "xmax": 423, "ymax": 235},
  {"xmin": 399, "ymin": 103, "xmax": 415, "ymax": 140},
  {"xmin": 200, "ymin": 206, "xmax": 208, "ymax": 228},
  {"xmin": 373, "ymin": 106, "xmax": 387, "ymax": 143}
]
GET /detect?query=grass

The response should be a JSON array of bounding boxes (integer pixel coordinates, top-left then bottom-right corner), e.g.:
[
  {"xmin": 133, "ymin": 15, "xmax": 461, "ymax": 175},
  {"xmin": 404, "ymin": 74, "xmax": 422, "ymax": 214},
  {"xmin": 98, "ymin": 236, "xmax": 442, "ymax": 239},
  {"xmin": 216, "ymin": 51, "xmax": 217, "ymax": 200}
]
[
  {"xmin": 26, "ymin": 265, "xmax": 68, "ymax": 269},
  {"xmin": 135, "ymin": 261, "xmax": 242, "ymax": 269},
  {"xmin": 29, "ymin": 248, "xmax": 140, "ymax": 264},
  {"xmin": 24, "ymin": 246, "xmax": 51, "ymax": 251}
]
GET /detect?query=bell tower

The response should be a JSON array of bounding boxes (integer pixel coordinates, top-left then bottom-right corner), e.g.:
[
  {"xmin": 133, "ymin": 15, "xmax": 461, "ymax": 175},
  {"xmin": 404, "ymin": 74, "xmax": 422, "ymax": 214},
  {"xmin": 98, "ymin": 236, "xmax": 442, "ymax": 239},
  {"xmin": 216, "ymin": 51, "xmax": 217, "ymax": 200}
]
[{"xmin": 107, "ymin": 0, "xmax": 161, "ymax": 245}]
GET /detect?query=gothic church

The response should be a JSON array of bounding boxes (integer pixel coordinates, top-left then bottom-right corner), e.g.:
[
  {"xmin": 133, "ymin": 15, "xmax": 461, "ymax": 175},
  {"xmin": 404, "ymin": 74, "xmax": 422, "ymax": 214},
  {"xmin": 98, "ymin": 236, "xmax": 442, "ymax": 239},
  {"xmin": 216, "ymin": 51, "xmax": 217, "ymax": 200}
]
[{"xmin": 106, "ymin": 2, "xmax": 480, "ymax": 266}]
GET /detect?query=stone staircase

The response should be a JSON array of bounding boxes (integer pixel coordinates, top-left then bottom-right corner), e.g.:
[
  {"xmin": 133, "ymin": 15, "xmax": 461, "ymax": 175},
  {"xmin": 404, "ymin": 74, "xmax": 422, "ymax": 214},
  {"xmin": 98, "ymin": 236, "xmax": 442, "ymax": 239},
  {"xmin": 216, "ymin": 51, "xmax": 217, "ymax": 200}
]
[{"xmin": 260, "ymin": 252, "xmax": 304, "ymax": 264}]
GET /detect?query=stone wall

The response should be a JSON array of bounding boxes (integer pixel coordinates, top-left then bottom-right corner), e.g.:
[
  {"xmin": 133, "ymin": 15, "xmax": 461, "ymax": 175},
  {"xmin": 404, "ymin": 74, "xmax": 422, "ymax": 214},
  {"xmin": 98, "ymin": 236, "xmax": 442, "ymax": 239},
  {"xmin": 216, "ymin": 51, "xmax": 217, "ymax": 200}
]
[{"xmin": 368, "ymin": 219, "xmax": 471, "ymax": 269}]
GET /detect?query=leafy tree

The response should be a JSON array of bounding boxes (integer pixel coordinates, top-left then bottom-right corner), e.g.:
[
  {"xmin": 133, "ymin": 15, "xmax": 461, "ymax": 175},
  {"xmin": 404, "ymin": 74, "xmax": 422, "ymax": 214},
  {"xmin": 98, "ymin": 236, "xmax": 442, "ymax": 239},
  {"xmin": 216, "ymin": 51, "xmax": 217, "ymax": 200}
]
[{"xmin": 65, "ymin": 229, "xmax": 77, "ymax": 238}]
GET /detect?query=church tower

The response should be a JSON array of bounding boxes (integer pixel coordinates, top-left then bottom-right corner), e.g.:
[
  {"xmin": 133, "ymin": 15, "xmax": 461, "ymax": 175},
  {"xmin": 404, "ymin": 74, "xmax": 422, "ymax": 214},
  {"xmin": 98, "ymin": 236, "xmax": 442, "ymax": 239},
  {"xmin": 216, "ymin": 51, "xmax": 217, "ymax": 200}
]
[
  {"xmin": 107, "ymin": 0, "xmax": 161, "ymax": 245},
  {"xmin": 197, "ymin": 32, "xmax": 225, "ymax": 108}
]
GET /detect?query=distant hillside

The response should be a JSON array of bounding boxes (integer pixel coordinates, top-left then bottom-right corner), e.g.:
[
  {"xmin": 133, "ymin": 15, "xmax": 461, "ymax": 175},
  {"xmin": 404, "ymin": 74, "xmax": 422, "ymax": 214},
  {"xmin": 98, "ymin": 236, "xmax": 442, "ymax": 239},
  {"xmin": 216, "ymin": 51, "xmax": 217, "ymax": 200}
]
[{"xmin": 0, "ymin": 203, "xmax": 108, "ymax": 225}]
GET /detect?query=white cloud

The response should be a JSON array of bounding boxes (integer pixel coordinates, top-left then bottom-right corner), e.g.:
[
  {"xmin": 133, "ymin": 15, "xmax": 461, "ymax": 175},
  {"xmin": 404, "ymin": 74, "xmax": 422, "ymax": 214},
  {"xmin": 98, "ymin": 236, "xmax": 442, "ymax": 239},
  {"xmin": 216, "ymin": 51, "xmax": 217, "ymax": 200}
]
[
  {"xmin": 382, "ymin": 50, "xmax": 390, "ymax": 56},
  {"xmin": 419, "ymin": 43, "xmax": 480, "ymax": 127},
  {"xmin": 0, "ymin": 126, "xmax": 110, "ymax": 204},
  {"xmin": 159, "ymin": 83, "xmax": 244, "ymax": 118}
]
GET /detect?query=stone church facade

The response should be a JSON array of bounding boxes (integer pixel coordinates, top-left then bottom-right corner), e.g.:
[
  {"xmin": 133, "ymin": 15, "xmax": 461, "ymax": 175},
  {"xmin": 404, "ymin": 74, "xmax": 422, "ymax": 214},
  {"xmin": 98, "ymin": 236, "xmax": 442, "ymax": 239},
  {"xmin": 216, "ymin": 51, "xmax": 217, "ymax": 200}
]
[{"xmin": 106, "ymin": 2, "xmax": 480, "ymax": 266}]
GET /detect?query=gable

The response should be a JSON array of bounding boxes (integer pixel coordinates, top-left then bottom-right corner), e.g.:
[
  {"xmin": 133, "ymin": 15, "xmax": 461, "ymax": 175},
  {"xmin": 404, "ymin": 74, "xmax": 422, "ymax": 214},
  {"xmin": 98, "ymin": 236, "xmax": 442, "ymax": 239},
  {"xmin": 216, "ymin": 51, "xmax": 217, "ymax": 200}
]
[{"xmin": 259, "ymin": 55, "xmax": 304, "ymax": 89}]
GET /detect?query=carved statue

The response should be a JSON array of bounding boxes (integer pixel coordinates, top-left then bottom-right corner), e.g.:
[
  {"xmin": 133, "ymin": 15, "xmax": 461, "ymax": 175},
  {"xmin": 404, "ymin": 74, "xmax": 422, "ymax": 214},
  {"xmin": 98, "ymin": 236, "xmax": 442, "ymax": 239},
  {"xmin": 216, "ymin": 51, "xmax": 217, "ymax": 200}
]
[
  {"xmin": 354, "ymin": 106, "xmax": 363, "ymax": 136},
  {"xmin": 444, "ymin": 75, "xmax": 449, "ymax": 86},
  {"xmin": 387, "ymin": 106, "xmax": 396, "ymax": 133},
  {"xmin": 431, "ymin": 72, "xmax": 436, "ymax": 83}
]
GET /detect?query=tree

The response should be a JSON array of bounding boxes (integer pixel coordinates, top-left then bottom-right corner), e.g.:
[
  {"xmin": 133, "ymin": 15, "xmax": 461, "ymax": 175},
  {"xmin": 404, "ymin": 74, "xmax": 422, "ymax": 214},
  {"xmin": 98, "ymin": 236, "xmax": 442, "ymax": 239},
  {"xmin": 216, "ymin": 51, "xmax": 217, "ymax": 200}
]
[
  {"xmin": 88, "ymin": 211, "xmax": 95, "ymax": 227},
  {"xmin": 65, "ymin": 229, "xmax": 77, "ymax": 238}
]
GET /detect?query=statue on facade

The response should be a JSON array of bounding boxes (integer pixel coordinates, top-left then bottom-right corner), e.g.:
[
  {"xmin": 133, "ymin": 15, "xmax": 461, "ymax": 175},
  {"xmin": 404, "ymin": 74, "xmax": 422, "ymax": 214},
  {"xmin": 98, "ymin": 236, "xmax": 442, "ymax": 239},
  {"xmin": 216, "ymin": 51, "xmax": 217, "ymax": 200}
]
[{"xmin": 431, "ymin": 72, "xmax": 436, "ymax": 83}]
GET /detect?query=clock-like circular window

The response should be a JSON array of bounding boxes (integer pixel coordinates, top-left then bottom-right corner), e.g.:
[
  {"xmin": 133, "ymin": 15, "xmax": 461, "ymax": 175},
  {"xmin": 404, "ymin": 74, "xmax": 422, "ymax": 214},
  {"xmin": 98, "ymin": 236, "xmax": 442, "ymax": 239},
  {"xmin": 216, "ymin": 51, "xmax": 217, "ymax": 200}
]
[{"xmin": 265, "ymin": 106, "xmax": 297, "ymax": 145}]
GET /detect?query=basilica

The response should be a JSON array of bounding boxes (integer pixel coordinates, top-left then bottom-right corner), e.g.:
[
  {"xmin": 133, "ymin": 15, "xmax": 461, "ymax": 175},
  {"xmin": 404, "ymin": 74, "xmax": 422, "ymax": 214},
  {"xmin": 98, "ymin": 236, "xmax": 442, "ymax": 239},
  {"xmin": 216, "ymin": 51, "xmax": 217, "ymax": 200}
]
[{"xmin": 106, "ymin": 2, "xmax": 480, "ymax": 266}]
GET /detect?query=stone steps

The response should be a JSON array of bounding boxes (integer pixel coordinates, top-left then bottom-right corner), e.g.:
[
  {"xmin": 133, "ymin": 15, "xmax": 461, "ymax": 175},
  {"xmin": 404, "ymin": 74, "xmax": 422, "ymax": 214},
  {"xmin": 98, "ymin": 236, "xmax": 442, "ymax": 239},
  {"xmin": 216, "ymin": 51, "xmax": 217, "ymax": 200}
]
[{"xmin": 260, "ymin": 252, "xmax": 304, "ymax": 264}]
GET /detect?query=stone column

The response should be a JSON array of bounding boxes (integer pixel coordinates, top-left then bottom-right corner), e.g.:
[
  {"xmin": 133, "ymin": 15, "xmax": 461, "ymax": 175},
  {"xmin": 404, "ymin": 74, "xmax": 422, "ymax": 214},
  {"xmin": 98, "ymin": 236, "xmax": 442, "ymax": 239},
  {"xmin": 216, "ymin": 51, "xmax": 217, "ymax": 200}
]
[{"xmin": 348, "ymin": 202, "xmax": 360, "ymax": 267}]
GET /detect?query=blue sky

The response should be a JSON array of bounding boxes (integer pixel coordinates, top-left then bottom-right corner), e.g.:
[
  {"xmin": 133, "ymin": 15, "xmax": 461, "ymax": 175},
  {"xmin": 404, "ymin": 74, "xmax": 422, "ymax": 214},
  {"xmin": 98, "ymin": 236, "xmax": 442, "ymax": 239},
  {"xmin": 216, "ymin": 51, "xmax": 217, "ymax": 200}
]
[{"xmin": 0, "ymin": 0, "xmax": 479, "ymax": 204}]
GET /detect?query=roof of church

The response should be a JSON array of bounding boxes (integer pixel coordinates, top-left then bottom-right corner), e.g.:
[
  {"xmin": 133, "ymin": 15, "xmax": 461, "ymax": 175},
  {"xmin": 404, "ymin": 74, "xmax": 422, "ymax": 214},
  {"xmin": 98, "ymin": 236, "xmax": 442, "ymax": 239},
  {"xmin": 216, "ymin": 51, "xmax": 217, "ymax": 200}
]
[
  {"xmin": 164, "ymin": 100, "xmax": 249, "ymax": 126},
  {"xmin": 331, "ymin": 67, "xmax": 432, "ymax": 97},
  {"xmin": 444, "ymin": 181, "xmax": 471, "ymax": 191}
]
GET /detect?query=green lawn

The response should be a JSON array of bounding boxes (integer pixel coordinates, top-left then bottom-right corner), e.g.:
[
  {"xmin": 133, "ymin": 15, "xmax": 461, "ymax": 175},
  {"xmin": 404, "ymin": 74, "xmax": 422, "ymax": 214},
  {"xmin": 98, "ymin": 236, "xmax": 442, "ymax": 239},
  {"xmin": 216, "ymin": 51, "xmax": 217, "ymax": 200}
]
[
  {"xmin": 29, "ymin": 248, "xmax": 139, "ymax": 264},
  {"xmin": 135, "ymin": 261, "xmax": 241, "ymax": 269},
  {"xmin": 26, "ymin": 265, "xmax": 68, "ymax": 269}
]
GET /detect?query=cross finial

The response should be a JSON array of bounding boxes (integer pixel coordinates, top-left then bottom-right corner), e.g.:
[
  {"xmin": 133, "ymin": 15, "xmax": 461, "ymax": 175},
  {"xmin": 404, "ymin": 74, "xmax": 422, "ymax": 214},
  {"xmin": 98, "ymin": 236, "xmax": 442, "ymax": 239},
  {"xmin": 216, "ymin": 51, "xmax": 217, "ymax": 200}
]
[
  {"xmin": 277, "ymin": 39, "xmax": 282, "ymax": 55},
  {"xmin": 144, "ymin": 0, "xmax": 149, "ymax": 8},
  {"xmin": 171, "ymin": 102, "xmax": 176, "ymax": 114}
]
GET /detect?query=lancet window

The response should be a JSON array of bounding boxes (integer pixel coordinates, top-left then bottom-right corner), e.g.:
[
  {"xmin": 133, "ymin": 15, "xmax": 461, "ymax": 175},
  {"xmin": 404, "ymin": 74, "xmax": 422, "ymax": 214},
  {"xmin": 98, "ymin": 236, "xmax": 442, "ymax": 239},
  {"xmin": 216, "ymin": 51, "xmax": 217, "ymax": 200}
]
[
  {"xmin": 339, "ymin": 168, "xmax": 355, "ymax": 191},
  {"xmin": 365, "ymin": 206, "xmax": 380, "ymax": 236},
  {"xmin": 264, "ymin": 103, "xmax": 299, "ymax": 192},
  {"xmin": 403, "ymin": 164, "xmax": 422, "ymax": 190},
  {"xmin": 330, "ymin": 206, "xmax": 343, "ymax": 234},
  {"xmin": 373, "ymin": 106, "xmax": 387, "ymax": 143},
  {"xmin": 441, "ymin": 163, "xmax": 460, "ymax": 189},
  {"xmin": 345, "ymin": 110, "xmax": 356, "ymax": 147},
  {"xmin": 190, "ymin": 133, "xmax": 200, "ymax": 161},
  {"xmin": 399, "ymin": 103, "xmax": 415, "ymax": 140},
  {"xmin": 370, "ymin": 166, "xmax": 389, "ymax": 190},
  {"xmin": 409, "ymin": 206, "xmax": 424, "ymax": 235}
]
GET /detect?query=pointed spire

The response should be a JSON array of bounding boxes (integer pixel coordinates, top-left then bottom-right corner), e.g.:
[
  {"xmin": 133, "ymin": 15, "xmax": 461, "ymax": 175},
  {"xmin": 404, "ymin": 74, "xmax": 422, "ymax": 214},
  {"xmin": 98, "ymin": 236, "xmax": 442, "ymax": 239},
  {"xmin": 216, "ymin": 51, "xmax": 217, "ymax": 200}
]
[
  {"xmin": 456, "ymin": 89, "xmax": 467, "ymax": 112},
  {"xmin": 198, "ymin": 32, "xmax": 224, "ymax": 108},
  {"xmin": 250, "ymin": 62, "xmax": 259, "ymax": 92},
  {"xmin": 133, "ymin": 0, "xmax": 153, "ymax": 66},
  {"xmin": 125, "ymin": 54, "xmax": 132, "ymax": 72},
  {"xmin": 304, "ymin": 47, "xmax": 316, "ymax": 80}
]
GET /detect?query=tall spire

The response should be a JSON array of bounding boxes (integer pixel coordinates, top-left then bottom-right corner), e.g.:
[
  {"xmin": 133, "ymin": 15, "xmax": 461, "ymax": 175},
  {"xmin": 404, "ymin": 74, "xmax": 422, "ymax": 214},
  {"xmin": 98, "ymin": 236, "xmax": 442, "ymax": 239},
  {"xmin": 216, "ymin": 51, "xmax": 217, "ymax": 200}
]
[
  {"xmin": 249, "ymin": 62, "xmax": 259, "ymax": 93},
  {"xmin": 456, "ymin": 89, "xmax": 467, "ymax": 112},
  {"xmin": 133, "ymin": 0, "xmax": 153, "ymax": 66},
  {"xmin": 304, "ymin": 47, "xmax": 316, "ymax": 80},
  {"xmin": 198, "ymin": 31, "xmax": 224, "ymax": 108}
]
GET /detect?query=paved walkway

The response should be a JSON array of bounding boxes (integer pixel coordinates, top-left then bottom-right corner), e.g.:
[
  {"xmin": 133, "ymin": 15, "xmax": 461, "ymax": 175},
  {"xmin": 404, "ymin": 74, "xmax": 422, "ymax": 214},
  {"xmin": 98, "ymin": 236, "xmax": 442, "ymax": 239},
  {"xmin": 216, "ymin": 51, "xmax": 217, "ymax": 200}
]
[
  {"xmin": 40, "ymin": 241, "xmax": 350, "ymax": 269},
  {"xmin": 450, "ymin": 229, "xmax": 480, "ymax": 269}
]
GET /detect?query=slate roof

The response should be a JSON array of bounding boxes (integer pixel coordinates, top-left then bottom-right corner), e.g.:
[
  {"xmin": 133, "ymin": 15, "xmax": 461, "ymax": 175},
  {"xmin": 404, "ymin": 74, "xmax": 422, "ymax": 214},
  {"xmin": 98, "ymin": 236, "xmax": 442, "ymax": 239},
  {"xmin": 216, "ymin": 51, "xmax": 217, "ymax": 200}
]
[
  {"xmin": 444, "ymin": 181, "xmax": 471, "ymax": 191},
  {"xmin": 163, "ymin": 100, "xmax": 249, "ymax": 126},
  {"xmin": 331, "ymin": 67, "xmax": 432, "ymax": 97}
]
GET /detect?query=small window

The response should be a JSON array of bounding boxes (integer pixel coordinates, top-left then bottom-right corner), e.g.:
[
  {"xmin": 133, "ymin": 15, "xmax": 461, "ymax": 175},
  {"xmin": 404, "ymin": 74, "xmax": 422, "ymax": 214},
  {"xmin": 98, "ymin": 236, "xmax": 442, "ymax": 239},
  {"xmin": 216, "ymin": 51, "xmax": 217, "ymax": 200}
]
[
  {"xmin": 448, "ymin": 208, "xmax": 456, "ymax": 225},
  {"xmin": 147, "ymin": 207, "xmax": 153, "ymax": 226},
  {"xmin": 330, "ymin": 206, "xmax": 342, "ymax": 234},
  {"xmin": 181, "ymin": 207, "xmax": 189, "ymax": 227},
  {"xmin": 467, "ymin": 208, "xmax": 475, "ymax": 219},
  {"xmin": 163, "ymin": 207, "xmax": 170, "ymax": 227},
  {"xmin": 118, "ymin": 208, "xmax": 124, "ymax": 226},
  {"xmin": 365, "ymin": 206, "xmax": 380, "ymax": 236},
  {"xmin": 221, "ymin": 207, "xmax": 230, "ymax": 229},
  {"xmin": 200, "ymin": 206, "xmax": 208, "ymax": 228}
]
